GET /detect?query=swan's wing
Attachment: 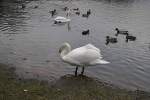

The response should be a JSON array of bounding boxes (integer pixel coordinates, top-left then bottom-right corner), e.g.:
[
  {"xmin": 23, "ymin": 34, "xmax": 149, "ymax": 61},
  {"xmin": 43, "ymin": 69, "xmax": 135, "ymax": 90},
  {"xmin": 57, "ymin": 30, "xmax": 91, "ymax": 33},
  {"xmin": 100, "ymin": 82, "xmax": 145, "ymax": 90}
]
[
  {"xmin": 84, "ymin": 44, "xmax": 110, "ymax": 65},
  {"xmin": 84, "ymin": 44, "xmax": 103, "ymax": 58},
  {"xmin": 63, "ymin": 47, "xmax": 102, "ymax": 65},
  {"xmin": 84, "ymin": 44, "xmax": 101, "ymax": 53}
]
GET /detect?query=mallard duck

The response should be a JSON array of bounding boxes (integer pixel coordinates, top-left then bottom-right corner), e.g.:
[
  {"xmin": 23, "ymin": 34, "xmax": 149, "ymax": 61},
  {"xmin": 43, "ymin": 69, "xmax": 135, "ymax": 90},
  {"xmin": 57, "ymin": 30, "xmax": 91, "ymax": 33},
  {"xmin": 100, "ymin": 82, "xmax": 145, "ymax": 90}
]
[
  {"xmin": 82, "ymin": 29, "xmax": 90, "ymax": 36},
  {"xmin": 115, "ymin": 28, "xmax": 129, "ymax": 36}
]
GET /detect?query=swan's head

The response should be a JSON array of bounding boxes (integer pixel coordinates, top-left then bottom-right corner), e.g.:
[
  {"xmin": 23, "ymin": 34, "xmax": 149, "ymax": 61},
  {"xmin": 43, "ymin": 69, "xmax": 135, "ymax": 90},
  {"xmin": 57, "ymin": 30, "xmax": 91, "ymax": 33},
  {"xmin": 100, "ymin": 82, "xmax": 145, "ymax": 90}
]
[{"xmin": 59, "ymin": 42, "xmax": 71, "ymax": 54}]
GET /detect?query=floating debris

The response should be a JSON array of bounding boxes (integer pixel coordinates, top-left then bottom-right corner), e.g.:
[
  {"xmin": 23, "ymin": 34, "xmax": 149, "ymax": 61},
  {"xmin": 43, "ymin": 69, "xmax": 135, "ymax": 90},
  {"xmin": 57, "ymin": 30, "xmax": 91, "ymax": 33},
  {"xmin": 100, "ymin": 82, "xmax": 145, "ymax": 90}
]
[{"xmin": 23, "ymin": 89, "xmax": 28, "ymax": 92}]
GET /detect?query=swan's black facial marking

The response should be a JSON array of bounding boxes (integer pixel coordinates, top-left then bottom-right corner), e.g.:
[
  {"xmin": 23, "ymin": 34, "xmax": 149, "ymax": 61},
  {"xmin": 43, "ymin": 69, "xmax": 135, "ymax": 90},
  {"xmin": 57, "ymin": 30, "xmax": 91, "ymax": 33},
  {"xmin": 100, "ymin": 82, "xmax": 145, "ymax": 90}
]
[
  {"xmin": 59, "ymin": 48, "xmax": 62, "ymax": 53},
  {"xmin": 59, "ymin": 45, "xmax": 66, "ymax": 53},
  {"xmin": 59, "ymin": 47, "xmax": 63, "ymax": 53}
]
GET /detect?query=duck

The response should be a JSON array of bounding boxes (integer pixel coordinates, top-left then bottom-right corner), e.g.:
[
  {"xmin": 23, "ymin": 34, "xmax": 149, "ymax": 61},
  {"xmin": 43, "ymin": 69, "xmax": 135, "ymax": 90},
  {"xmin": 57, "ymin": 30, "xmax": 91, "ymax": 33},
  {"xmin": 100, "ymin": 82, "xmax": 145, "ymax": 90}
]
[
  {"xmin": 54, "ymin": 16, "xmax": 71, "ymax": 24},
  {"xmin": 126, "ymin": 34, "xmax": 136, "ymax": 42},
  {"xmin": 82, "ymin": 13, "xmax": 89, "ymax": 18},
  {"xmin": 21, "ymin": 4, "xmax": 26, "ymax": 9},
  {"xmin": 106, "ymin": 36, "xmax": 117, "ymax": 45},
  {"xmin": 106, "ymin": 36, "xmax": 117, "ymax": 43},
  {"xmin": 115, "ymin": 28, "xmax": 129, "ymax": 36},
  {"xmin": 75, "ymin": 11, "xmax": 80, "ymax": 15},
  {"xmin": 82, "ymin": 9, "xmax": 91, "ymax": 18},
  {"xmin": 73, "ymin": 8, "xmax": 79, "ymax": 11},
  {"xmin": 82, "ymin": 29, "xmax": 90, "ymax": 36},
  {"xmin": 50, "ymin": 9, "xmax": 56, "ymax": 17},
  {"xmin": 59, "ymin": 43, "xmax": 110, "ymax": 76},
  {"xmin": 34, "ymin": 5, "xmax": 38, "ymax": 9},
  {"xmin": 87, "ymin": 9, "xmax": 91, "ymax": 15},
  {"xmin": 62, "ymin": 7, "xmax": 68, "ymax": 11}
]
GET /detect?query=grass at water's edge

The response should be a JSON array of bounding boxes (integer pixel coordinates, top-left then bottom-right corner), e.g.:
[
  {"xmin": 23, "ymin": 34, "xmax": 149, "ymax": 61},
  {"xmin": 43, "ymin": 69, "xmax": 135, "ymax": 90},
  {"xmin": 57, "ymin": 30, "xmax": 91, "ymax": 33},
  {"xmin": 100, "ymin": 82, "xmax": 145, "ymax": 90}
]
[{"xmin": 0, "ymin": 64, "xmax": 150, "ymax": 100}]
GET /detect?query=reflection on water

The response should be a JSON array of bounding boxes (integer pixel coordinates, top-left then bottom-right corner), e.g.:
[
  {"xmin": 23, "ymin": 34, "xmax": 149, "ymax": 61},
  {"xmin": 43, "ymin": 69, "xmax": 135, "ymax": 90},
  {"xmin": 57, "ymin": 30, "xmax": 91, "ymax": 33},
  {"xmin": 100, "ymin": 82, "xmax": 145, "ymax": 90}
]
[
  {"xmin": 0, "ymin": 0, "xmax": 150, "ymax": 92},
  {"xmin": 92, "ymin": 0, "xmax": 135, "ymax": 4}
]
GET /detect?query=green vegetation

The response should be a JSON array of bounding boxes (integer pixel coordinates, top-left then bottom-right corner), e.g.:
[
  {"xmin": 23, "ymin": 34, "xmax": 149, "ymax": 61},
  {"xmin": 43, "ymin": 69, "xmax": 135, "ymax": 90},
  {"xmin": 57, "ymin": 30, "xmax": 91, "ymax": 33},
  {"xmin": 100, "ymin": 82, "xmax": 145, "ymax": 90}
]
[{"xmin": 0, "ymin": 64, "xmax": 150, "ymax": 100}]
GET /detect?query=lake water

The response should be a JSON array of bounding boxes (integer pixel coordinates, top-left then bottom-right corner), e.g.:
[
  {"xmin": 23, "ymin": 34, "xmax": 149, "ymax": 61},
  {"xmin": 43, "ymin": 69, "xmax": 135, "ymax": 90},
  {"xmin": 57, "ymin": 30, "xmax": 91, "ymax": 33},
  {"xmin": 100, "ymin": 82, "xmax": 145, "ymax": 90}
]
[{"xmin": 0, "ymin": 0, "xmax": 150, "ymax": 91}]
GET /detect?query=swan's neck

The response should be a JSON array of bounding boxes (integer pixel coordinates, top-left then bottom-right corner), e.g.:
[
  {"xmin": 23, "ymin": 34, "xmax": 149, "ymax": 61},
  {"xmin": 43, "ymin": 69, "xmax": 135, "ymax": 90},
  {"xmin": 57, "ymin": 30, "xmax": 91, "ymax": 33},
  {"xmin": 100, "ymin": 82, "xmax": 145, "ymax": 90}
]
[{"xmin": 60, "ymin": 44, "xmax": 71, "ymax": 58}]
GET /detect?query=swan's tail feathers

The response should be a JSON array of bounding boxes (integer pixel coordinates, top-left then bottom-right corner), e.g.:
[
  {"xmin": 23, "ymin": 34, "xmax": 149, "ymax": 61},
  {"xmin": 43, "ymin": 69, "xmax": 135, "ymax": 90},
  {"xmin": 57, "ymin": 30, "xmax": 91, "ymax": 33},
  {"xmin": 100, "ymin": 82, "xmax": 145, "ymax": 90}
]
[
  {"xmin": 99, "ymin": 59, "xmax": 110, "ymax": 64},
  {"xmin": 90, "ymin": 59, "xmax": 110, "ymax": 65}
]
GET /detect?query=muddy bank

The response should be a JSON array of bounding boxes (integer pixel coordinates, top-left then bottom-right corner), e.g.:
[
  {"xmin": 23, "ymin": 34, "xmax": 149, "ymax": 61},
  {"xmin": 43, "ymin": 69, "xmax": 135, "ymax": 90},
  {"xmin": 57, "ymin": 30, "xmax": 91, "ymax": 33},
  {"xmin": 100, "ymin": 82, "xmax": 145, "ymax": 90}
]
[{"xmin": 0, "ymin": 64, "xmax": 150, "ymax": 100}]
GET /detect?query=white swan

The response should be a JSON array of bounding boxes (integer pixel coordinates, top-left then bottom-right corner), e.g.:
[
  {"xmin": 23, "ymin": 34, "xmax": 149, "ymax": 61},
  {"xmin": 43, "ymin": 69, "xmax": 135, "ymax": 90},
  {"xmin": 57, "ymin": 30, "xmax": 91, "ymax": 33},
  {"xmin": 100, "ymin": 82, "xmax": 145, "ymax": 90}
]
[
  {"xmin": 59, "ymin": 43, "xmax": 110, "ymax": 76},
  {"xmin": 54, "ymin": 16, "xmax": 71, "ymax": 23}
]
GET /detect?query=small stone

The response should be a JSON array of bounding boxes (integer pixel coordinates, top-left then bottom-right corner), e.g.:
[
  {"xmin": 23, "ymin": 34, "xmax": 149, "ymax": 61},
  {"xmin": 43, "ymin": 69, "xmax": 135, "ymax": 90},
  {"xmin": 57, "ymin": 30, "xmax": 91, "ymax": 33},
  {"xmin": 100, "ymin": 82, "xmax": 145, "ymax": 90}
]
[
  {"xmin": 24, "ymin": 89, "xmax": 28, "ymax": 92},
  {"xmin": 57, "ymin": 88, "xmax": 61, "ymax": 91}
]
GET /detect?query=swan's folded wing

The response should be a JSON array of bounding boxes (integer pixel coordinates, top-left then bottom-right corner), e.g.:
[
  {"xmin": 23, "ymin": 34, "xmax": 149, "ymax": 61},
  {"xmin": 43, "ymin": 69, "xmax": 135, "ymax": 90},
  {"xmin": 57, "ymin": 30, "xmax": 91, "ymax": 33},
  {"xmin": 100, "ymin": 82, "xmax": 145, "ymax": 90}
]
[
  {"xmin": 63, "ymin": 56, "xmax": 80, "ymax": 65},
  {"xmin": 64, "ymin": 47, "xmax": 102, "ymax": 65},
  {"xmin": 84, "ymin": 44, "xmax": 101, "ymax": 53}
]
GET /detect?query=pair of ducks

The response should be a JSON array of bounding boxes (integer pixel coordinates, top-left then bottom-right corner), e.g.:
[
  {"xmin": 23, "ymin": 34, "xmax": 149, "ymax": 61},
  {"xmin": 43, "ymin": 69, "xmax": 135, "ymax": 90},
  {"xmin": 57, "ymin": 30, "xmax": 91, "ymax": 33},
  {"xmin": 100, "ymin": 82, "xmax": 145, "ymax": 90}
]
[
  {"xmin": 62, "ymin": 7, "xmax": 80, "ymax": 15},
  {"xmin": 106, "ymin": 28, "xmax": 136, "ymax": 45},
  {"xmin": 115, "ymin": 28, "xmax": 136, "ymax": 42},
  {"xmin": 63, "ymin": 7, "xmax": 91, "ymax": 17}
]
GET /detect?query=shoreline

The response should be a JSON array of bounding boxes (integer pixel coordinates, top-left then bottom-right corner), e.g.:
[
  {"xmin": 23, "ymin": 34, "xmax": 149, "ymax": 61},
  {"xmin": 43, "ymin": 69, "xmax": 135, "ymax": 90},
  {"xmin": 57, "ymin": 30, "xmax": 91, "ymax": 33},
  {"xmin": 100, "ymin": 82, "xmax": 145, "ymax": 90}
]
[{"xmin": 0, "ymin": 63, "xmax": 150, "ymax": 100}]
